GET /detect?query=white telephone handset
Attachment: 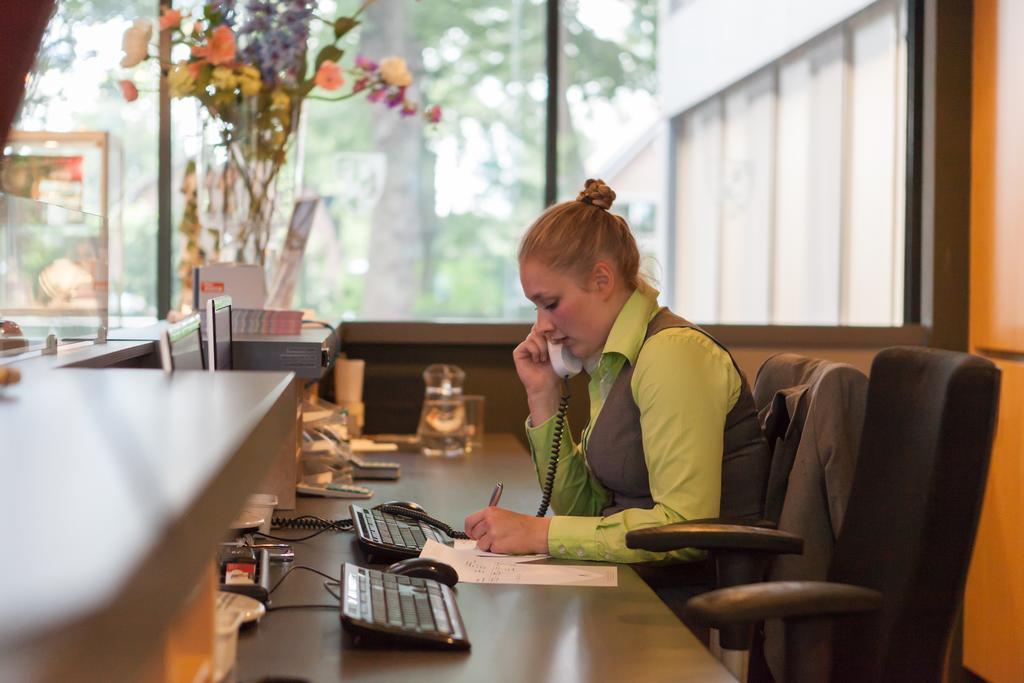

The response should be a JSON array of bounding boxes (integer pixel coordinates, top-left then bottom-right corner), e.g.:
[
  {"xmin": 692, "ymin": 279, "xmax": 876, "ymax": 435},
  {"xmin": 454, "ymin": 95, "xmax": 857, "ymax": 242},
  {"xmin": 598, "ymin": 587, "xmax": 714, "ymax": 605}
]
[{"xmin": 547, "ymin": 340, "xmax": 583, "ymax": 378}]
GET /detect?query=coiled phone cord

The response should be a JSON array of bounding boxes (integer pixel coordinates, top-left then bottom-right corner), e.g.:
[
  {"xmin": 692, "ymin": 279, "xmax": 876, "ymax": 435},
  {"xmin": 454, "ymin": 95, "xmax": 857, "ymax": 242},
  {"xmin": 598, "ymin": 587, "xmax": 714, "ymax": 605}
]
[
  {"xmin": 536, "ymin": 377, "xmax": 571, "ymax": 517},
  {"xmin": 272, "ymin": 508, "xmax": 470, "ymax": 540},
  {"xmin": 272, "ymin": 514, "xmax": 352, "ymax": 531},
  {"xmin": 374, "ymin": 504, "xmax": 470, "ymax": 540}
]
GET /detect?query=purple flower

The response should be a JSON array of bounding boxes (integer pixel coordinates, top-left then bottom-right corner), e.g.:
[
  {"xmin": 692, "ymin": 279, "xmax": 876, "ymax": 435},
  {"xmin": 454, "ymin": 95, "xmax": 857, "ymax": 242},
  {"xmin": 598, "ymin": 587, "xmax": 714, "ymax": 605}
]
[
  {"xmin": 355, "ymin": 55, "xmax": 377, "ymax": 72},
  {"xmin": 246, "ymin": 0, "xmax": 274, "ymax": 13},
  {"xmin": 367, "ymin": 87, "xmax": 385, "ymax": 103},
  {"xmin": 238, "ymin": 15, "xmax": 270, "ymax": 36},
  {"xmin": 237, "ymin": 0, "xmax": 313, "ymax": 86}
]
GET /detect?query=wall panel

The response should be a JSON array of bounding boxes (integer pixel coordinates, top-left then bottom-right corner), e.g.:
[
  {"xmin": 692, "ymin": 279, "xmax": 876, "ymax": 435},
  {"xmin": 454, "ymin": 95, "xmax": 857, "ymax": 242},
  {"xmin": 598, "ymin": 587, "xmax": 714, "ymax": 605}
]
[{"xmin": 964, "ymin": 1, "xmax": 1024, "ymax": 680}]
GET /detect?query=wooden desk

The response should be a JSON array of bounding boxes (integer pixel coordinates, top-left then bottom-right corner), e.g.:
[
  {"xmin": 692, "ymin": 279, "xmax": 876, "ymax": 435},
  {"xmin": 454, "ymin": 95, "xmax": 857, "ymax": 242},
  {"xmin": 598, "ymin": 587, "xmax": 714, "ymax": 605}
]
[{"xmin": 236, "ymin": 434, "xmax": 732, "ymax": 683}]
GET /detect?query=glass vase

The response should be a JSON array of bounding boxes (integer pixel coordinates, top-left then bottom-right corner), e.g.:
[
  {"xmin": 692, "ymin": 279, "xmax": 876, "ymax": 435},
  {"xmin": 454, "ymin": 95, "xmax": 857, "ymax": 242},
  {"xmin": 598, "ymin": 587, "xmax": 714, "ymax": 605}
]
[{"xmin": 196, "ymin": 97, "xmax": 300, "ymax": 270}]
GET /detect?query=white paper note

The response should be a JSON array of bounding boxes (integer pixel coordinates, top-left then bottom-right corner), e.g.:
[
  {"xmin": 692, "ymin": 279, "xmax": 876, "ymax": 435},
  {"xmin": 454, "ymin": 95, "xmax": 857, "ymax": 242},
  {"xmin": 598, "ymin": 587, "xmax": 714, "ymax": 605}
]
[
  {"xmin": 421, "ymin": 539, "xmax": 617, "ymax": 587},
  {"xmin": 452, "ymin": 538, "xmax": 547, "ymax": 563}
]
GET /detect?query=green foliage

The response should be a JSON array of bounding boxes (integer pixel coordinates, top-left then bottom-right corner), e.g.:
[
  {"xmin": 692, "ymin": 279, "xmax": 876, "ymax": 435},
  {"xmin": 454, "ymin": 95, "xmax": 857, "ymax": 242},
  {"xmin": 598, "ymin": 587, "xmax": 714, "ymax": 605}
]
[
  {"xmin": 315, "ymin": 44, "xmax": 345, "ymax": 71},
  {"xmin": 334, "ymin": 17, "xmax": 359, "ymax": 40}
]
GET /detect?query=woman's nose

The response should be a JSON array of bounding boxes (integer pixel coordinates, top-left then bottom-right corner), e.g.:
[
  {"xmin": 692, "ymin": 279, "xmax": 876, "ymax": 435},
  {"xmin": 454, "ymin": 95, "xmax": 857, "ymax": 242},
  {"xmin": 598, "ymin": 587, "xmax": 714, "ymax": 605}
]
[{"xmin": 535, "ymin": 309, "xmax": 555, "ymax": 334}]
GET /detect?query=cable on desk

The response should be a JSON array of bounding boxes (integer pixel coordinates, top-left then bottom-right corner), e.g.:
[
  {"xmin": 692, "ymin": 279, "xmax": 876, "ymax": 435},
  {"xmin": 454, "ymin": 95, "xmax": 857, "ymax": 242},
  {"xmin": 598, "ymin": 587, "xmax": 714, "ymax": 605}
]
[
  {"xmin": 374, "ymin": 504, "xmax": 471, "ymax": 541},
  {"xmin": 257, "ymin": 515, "xmax": 353, "ymax": 542},
  {"xmin": 268, "ymin": 565, "xmax": 339, "ymax": 596},
  {"xmin": 255, "ymin": 528, "xmax": 334, "ymax": 542},
  {"xmin": 323, "ymin": 580, "xmax": 341, "ymax": 601},
  {"xmin": 266, "ymin": 604, "xmax": 339, "ymax": 612},
  {"xmin": 273, "ymin": 514, "xmax": 353, "ymax": 531}
]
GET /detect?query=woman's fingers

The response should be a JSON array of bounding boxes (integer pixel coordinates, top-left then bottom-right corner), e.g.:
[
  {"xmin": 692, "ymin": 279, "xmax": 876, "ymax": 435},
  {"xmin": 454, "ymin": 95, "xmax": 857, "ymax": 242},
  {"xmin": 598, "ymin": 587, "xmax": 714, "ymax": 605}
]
[
  {"xmin": 514, "ymin": 327, "xmax": 550, "ymax": 365},
  {"xmin": 464, "ymin": 508, "xmax": 486, "ymax": 537},
  {"xmin": 514, "ymin": 335, "xmax": 547, "ymax": 364},
  {"xmin": 528, "ymin": 328, "xmax": 549, "ymax": 363},
  {"xmin": 475, "ymin": 531, "xmax": 494, "ymax": 552},
  {"xmin": 464, "ymin": 507, "xmax": 497, "ymax": 540}
]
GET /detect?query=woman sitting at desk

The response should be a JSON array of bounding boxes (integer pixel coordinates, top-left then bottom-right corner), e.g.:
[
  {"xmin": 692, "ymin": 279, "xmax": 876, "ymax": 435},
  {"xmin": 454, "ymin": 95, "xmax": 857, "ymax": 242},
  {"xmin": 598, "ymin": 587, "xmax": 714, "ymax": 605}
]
[{"xmin": 464, "ymin": 179, "xmax": 767, "ymax": 565}]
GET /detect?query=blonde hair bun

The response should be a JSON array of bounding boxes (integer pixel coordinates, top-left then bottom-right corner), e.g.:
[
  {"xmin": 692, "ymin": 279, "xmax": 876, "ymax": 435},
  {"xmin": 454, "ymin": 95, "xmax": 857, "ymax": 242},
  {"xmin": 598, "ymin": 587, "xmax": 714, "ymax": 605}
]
[
  {"xmin": 519, "ymin": 177, "xmax": 644, "ymax": 290},
  {"xmin": 576, "ymin": 178, "xmax": 616, "ymax": 210}
]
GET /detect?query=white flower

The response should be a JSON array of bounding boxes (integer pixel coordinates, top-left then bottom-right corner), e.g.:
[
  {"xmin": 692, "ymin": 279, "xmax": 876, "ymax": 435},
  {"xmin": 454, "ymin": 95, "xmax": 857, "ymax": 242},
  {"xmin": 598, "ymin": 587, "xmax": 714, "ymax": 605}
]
[
  {"xmin": 120, "ymin": 18, "xmax": 153, "ymax": 68},
  {"xmin": 379, "ymin": 57, "xmax": 412, "ymax": 88}
]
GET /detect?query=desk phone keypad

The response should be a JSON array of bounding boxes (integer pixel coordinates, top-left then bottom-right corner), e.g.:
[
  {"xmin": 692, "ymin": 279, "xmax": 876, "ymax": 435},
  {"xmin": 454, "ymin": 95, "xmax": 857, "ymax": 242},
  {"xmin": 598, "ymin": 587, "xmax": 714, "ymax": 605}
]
[
  {"xmin": 340, "ymin": 563, "xmax": 469, "ymax": 650},
  {"xmin": 351, "ymin": 504, "xmax": 452, "ymax": 560}
]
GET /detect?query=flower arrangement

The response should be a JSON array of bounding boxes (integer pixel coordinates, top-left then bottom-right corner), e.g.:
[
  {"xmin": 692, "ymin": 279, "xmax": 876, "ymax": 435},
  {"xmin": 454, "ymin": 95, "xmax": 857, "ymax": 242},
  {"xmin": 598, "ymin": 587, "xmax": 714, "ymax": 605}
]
[{"xmin": 118, "ymin": 0, "xmax": 440, "ymax": 265}]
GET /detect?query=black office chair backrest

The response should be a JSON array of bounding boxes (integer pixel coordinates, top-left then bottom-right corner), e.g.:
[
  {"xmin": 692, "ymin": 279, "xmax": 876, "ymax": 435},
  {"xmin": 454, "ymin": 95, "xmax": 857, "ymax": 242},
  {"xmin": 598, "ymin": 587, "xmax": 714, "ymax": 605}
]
[{"xmin": 827, "ymin": 346, "xmax": 1000, "ymax": 682}]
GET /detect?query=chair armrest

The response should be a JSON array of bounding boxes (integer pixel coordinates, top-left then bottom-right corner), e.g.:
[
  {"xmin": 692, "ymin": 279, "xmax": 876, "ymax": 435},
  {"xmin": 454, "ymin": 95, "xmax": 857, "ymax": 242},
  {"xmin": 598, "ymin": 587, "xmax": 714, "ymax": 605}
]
[
  {"xmin": 685, "ymin": 581, "xmax": 882, "ymax": 627},
  {"xmin": 685, "ymin": 516, "xmax": 778, "ymax": 530},
  {"xmin": 625, "ymin": 522, "xmax": 803, "ymax": 555}
]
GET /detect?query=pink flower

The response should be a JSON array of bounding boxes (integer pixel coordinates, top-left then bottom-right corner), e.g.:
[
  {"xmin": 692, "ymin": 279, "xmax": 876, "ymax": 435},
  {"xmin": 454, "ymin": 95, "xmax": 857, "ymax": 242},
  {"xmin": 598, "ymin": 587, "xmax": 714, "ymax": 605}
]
[
  {"xmin": 355, "ymin": 55, "xmax": 377, "ymax": 72},
  {"xmin": 367, "ymin": 87, "xmax": 385, "ymax": 103},
  {"xmin": 386, "ymin": 87, "xmax": 405, "ymax": 108},
  {"xmin": 118, "ymin": 79, "xmax": 139, "ymax": 102},
  {"xmin": 315, "ymin": 60, "xmax": 344, "ymax": 91},
  {"xmin": 425, "ymin": 105, "xmax": 442, "ymax": 124},
  {"xmin": 159, "ymin": 8, "xmax": 182, "ymax": 31},
  {"xmin": 401, "ymin": 102, "xmax": 417, "ymax": 117},
  {"xmin": 192, "ymin": 25, "xmax": 236, "ymax": 66},
  {"xmin": 352, "ymin": 76, "xmax": 370, "ymax": 93}
]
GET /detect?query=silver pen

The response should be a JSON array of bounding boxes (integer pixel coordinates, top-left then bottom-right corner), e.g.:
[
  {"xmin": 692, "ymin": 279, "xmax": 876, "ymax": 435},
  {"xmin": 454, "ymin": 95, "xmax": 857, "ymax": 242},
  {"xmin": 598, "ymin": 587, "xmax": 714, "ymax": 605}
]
[{"xmin": 488, "ymin": 482, "xmax": 504, "ymax": 507}]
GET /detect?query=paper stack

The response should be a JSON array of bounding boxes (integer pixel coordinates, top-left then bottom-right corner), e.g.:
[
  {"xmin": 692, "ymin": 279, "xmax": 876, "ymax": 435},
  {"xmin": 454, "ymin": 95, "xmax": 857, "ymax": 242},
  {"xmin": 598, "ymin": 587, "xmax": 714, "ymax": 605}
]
[{"xmin": 232, "ymin": 308, "xmax": 303, "ymax": 335}]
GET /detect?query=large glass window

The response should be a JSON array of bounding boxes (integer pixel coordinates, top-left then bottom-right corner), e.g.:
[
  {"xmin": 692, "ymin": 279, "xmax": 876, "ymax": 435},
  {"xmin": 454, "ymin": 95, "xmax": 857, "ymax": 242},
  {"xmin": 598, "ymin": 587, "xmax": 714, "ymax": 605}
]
[
  {"xmin": 670, "ymin": 0, "xmax": 908, "ymax": 325},
  {"xmin": 6, "ymin": 1, "xmax": 159, "ymax": 321},
  {"xmin": 558, "ymin": 0, "xmax": 662, "ymax": 290},
  {"xmin": 297, "ymin": 0, "xmax": 548, "ymax": 321},
  {"xmin": 5, "ymin": 0, "xmax": 911, "ymax": 326},
  {"xmin": 237, "ymin": 0, "xmax": 658, "ymax": 322}
]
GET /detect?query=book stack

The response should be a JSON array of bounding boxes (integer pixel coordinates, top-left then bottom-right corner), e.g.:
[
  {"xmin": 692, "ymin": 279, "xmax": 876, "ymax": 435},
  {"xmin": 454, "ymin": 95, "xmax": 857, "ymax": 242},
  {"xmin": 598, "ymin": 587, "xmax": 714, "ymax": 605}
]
[{"xmin": 232, "ymin": 308, "xmax": 303, "ymax": 335}]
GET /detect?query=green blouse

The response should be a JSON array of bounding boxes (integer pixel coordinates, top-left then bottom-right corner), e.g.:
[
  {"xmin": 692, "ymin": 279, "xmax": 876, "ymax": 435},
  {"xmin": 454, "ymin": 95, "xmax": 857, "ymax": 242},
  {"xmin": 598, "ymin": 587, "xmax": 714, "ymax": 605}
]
[{"xmin": 526, "ymin": 286, "xmax": 740, "ymax": 563}]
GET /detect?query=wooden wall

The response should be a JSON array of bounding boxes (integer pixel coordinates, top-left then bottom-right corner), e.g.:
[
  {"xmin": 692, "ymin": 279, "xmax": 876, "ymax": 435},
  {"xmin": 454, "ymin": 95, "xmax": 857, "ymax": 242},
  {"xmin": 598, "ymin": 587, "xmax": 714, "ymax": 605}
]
[
  {"xmin": 963, "ymin": 1, "xmax": 1024, "ymax": 679},
  {"xmin": 336, "ymin": 322, "xmax": 925, "ymax": 447}
]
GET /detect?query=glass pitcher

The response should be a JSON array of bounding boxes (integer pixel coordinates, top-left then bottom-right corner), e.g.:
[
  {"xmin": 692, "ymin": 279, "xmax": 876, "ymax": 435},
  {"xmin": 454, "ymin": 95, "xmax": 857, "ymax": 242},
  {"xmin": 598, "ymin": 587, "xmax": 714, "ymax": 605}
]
[{"xmin": 416, "ymin": 364, "xmax": 467, "ymax": 457}]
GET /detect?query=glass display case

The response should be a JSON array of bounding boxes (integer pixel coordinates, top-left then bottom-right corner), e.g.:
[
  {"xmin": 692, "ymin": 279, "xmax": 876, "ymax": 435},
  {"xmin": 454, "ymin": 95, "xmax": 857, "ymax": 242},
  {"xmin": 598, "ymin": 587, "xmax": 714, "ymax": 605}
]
[
  {"xmin": 0, "ymin": 192, "xmax": 108, "ymax": 356},
  {"xmin": 1, "ymin": 130, "xmax": 124, "ymax": 317}
]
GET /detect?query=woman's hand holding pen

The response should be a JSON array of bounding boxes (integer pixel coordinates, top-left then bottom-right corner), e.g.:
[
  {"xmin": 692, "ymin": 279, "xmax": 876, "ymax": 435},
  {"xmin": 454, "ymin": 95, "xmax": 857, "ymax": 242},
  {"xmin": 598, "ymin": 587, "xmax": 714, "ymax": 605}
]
[
  {"xmin": 464, "ymin": 507, "xmax": 551, "ymax": 555},
  {"xmin": 513, "ymin": 325, "xmax": 561, "ymax": 424}
]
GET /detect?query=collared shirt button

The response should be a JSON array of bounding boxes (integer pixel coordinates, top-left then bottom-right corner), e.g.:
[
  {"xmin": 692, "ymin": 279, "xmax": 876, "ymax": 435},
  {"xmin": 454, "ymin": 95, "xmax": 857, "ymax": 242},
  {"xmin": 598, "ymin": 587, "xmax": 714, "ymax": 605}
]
[
  {"xmin": 558, "ymin": 545, "xmax": 568, "ymax": 555},
  {"xmin": 576, "ymin": 548, "xmax": 585, "ymax": 557},
  {"xmin": 603, "ymin": 553, "xmax": 612, "ymax": 560}
]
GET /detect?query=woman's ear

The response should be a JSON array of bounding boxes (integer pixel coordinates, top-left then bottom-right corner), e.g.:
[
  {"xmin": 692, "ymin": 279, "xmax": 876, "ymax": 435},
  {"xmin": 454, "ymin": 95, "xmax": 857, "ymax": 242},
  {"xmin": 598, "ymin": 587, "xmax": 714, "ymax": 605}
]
[{"xmin": 591, "ymin": 261, "xmax": 616, "ymax": 299}]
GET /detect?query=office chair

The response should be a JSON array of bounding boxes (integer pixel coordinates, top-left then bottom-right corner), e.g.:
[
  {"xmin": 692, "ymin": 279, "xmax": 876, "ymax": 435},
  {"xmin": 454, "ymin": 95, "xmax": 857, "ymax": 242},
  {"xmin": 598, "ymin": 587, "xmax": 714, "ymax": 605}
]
[
  {"xmin": 681, "ymin": 346, "xmax": 1001, "ymax": 682},
  {"xmin": 628, "ymin": 354, "xmax": 868, "ymax": 680}
]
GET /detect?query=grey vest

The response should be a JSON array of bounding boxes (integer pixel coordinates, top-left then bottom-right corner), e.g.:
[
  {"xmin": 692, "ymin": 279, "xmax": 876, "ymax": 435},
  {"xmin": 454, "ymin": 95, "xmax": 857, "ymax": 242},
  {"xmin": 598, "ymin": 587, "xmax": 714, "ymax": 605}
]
[{"xmin": 585, "ymin": 308, "xmax": 768, "ymax": 522}]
